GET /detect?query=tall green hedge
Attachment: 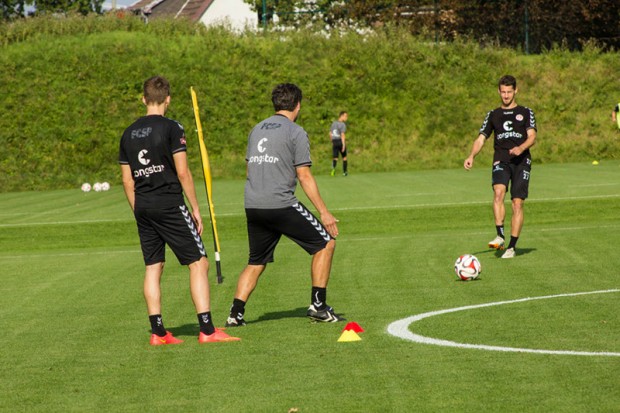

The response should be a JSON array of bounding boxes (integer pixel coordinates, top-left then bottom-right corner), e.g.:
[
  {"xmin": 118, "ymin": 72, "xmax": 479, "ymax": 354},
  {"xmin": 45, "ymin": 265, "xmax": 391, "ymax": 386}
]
[{"xmin": 0, "ymin": 14, "xmax": 618, "ymax": 192}]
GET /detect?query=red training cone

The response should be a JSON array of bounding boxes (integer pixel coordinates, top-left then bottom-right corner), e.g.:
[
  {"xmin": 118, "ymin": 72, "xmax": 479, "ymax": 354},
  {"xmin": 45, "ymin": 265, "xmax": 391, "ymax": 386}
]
[{"xmin": 343, "ymin": 322, "xmax": 364, "ymax": 333}]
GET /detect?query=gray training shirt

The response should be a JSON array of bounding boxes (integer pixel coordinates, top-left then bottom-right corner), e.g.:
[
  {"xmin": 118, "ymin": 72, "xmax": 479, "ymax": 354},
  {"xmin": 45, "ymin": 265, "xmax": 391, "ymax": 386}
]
[
  {"xmin": 330, "ymin": 121, "xmax": 346, "ymax": 140},
  {"xmin": 244, "ymin": 114, "xmax": 312, "ymax": 209}
]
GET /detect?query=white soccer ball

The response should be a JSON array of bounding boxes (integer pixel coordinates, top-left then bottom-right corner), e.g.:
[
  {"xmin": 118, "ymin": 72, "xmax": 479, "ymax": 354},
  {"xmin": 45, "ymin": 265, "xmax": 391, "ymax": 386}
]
[
  {"xmin": 454, "ymin": 254, "xmax": 481, "ymax": 281},
  {"xmin": 81, "ymin": 183, "xmax": 91, "ymax": 192},
  {"xmin": 93, "ymin": 182, "xmax": 103, "ymax": 192},
  {"xmin": 101, "ymin": 182, "xmax": 110, "ymax": 191}
]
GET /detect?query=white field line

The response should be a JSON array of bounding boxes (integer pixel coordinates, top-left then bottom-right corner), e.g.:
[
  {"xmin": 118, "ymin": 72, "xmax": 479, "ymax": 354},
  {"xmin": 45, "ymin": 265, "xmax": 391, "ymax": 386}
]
[
  {"xmin": 330, "ymin": 193, "xmax": 620, "ymax": 212},
  {"xmin": 2, "ymin": 249, "xmax": 140, "ymax": 260},
  {"xmin": 346, "ymin": 224, "xmax": 620, "ymax": 242},
  {"xmin": 387, "ymin": 289, "xmax": 620, "ymax": 357},
  {"xmin": 0, "ymin": 193, "xmax": 618, "ymax": 228},
  {"xmin": 5, "ymin": 222, "xmax": 617, "ymax": 258},
  {"xmin": 0, "ymin": 218, "xmax": 134, "ymax": 227},
  {"xmin": 572, "ymin": 182, "xmax": 619, "ymax": 187}
]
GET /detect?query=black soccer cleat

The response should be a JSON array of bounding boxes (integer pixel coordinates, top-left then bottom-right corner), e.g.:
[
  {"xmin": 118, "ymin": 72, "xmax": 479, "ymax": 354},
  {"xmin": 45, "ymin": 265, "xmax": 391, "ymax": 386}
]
[
  {"xmin": 225, "ymin": 316, "xmax": 246, "ymax": 327},
  {"xmin": 307, "ymin": 304, "xmax": 345, "ymax": 323}
]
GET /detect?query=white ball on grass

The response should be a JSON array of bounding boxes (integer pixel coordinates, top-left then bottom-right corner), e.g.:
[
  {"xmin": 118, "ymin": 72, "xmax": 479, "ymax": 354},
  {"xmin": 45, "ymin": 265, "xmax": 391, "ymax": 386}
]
[{"xmin": 454, "ymin": 254, "xmax": 481, "ymax": 281}]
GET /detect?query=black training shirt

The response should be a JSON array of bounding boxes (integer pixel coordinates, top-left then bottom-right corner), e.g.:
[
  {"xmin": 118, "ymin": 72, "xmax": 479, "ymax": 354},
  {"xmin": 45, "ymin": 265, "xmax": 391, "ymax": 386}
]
[
  {"xmin": 479, "ymin": 105, "xmax": 536, "ymax": 164},
  {"xmin": 119, "ymin": 115, "xmax": 187, "ymax": 209}
]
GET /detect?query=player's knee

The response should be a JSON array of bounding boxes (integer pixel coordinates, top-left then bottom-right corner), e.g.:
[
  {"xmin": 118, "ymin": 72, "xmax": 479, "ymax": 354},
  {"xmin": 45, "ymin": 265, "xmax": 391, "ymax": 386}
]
[
  {"xmin": 512, "ymin": 198, "xmax": 524, "ymax": 211},
  {"xmin": 324, "ymin": 239, "xmax": 336, "ymax": 252},
  {"xmin": 189, "ymin": 256, "xmax": 209, "ymax": 270},
  {"xmin": 316, "ymin": 241, "xmax": 335, "ymax": 261},
  {"xmin": 146, "ymin": 262, "xmax": 165, "ymax": 271}
]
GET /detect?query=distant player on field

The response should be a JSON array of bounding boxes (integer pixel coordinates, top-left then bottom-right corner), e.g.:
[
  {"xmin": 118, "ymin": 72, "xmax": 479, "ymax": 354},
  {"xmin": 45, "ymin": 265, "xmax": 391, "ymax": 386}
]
[
  {"xmin": 330, "ymin": 111, "xmax": 349, "ymax": 176},
  {"xmin": 464, "ymin": 75, "xmax": 537, "ymax": 259},
  {"xmin": 119, "ymin": 76, "xmax": 239, "ymax": 345},
  {"xmin": 612, "ymin": 103, "xmax": 620, "ymax": 130},
  {"xmin": 225, "ymin": 83, "xmax": 345, "ymax": 326}
]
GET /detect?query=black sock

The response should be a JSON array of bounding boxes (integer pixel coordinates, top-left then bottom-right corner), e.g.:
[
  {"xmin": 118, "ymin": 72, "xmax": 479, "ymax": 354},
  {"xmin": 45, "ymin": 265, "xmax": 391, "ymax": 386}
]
[
  {"xmin": 311, "ymin": 287, "xmax": 327, "ymax": 310},
  {"xmin": 149, "ymin": 314, "xmax": 166, "ymax": 337},
  {"xmin": 197, "ymin": 312, "xmax": 216, "ymax": 335},
  {"xmin": 496, "ymin": 225, "xmax": 505, "ymax": 239},
  {"xmin": 508, "ymin": 236, "xmax": 518, "ymax": 249},
  {"xmin": 229, "ymin": 298, "xmax": 246, "ymax": 321},
  {"xmin": 332, "ymin": 160, "xmax": 337, "ymax": 169},
  {"xmin": 343, "ymin": 160, "xmax": 348, "ymax": 173}
]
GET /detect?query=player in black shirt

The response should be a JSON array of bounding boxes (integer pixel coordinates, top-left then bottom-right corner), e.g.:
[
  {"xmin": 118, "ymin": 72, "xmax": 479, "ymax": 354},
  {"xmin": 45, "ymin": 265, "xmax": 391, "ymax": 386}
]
[
  {"xmin": 464, "ymin": 75, "xmax": 537, "ymax": 259},
  {"xmin": 119, "ymin": 76, "xmax": 239, "ymax": 345}
]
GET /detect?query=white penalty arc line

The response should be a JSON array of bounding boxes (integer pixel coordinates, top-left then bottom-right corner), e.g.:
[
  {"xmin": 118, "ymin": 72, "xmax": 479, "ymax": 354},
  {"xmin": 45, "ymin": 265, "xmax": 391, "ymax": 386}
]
[
  {"xmin": 387, "ymin": 289, "xmax": 620, "ymax": 357},
  {"xmin": 1, "ymin": 193, "xmax": 619, "ymax": 228}
]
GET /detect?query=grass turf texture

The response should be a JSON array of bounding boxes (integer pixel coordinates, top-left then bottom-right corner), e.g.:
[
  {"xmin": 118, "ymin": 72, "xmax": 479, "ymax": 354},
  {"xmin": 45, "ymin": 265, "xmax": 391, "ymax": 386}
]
[{"xmin": 1, "ymin": 162, "xmax": 619, "ymax": 412}]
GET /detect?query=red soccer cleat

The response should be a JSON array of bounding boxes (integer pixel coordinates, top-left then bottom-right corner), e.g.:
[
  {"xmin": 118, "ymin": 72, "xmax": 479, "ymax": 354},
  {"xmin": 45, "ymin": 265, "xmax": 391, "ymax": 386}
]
[
  {"xmin": 198, "ymin": 328, "xmax": 241, "ymax": 343},
  {"xmin": 150, "ymin": 331, "xmax": 184, "ymax": 346}
]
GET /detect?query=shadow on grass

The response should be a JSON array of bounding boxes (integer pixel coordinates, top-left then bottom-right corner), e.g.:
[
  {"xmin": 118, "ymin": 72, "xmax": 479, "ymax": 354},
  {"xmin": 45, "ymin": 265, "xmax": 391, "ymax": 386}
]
[
  {"xmin": 249, "ymin": 306, "xmax": 309, "ymax": 324},
  {"xmin": 470, "ymin": 247, "xmax": 537, "ymax": 258},
  {"xmin": 164, "ymin": 306, "xmax": 314, "ymax": 336},
  {"xmin": 250, "ymin": 306, "xmax": 348, "ymax": 325},
  {"xmin": 167, "ymin": 324, "xmax": 200, "ymax": 337}
]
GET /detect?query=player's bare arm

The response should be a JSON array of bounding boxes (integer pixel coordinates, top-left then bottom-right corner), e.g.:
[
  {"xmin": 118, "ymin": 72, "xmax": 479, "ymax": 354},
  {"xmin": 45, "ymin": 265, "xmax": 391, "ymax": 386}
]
[
  {"xmin": 296, "ymin": 166, "xmax": 339, "ymax": 238},
  {"xmin": 464, "ymin": 134, "xmax": 486, "ymax": 170},
  {"xmin": 341, "ymin": 132, "xmax": 346, "ymax": 152},
  {"xmin": 508, "ymin": 128, "xmax": 537, "ymax": 157},
  {"xmin": 173, "ymin": 151, "xmax": 203, "ymax": 235},
  {"xmin": 120, "ymin": 164, "xmax": 136, "ymax": 211}
]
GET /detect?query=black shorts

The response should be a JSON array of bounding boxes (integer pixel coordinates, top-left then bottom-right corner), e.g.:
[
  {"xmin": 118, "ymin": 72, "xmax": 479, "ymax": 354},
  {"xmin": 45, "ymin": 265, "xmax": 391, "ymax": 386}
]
[
  {"xmin": 134, "ymin": 205, "xmax": 206, "ymax": 266},
  {"xmin": 491, "ymin": 159, "xmax": 532, "ymax": 200},
  {"xmin": 332, "ymin": 139, "xmax": 347, "ymax": 158},
  {"xmin": 245, "ymin": 203, "xmax": 333, "ymax": 265}
]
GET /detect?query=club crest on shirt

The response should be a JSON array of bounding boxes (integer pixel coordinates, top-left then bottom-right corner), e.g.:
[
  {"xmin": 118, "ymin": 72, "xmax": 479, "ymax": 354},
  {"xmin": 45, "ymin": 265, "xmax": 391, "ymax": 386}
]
[{"xmin": 516, "ymin": 114, "xmax": 524, "ymax": 121}]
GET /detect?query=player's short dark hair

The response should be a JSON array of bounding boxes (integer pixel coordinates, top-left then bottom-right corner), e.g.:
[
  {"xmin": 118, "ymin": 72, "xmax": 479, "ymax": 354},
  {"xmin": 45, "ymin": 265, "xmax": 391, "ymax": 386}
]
[
  {"xmin": 339, "ymin": 111, "xmax": 348, "ymax": 117},
  {"xmin": 498, "ymin": 75, "xmax": 517, "ymax": 89},
  {"xmin": 143, "ymin": 76, "xmax": 170, "ymax": 105},
  {"xmin": 272, "ymin": 83, "xmax": 302, "ymax": 112}
]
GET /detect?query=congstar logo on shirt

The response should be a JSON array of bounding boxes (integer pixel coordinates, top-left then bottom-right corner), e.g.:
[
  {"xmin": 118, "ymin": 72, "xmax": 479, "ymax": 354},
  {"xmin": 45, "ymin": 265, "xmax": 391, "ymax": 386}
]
[
  {"xmin": 134, "ymin": 150, "xmax": 165, "ymax": 178},
  {"xmin": 248, "ymin": 137, "xmax": 280, "ymax": 165}
]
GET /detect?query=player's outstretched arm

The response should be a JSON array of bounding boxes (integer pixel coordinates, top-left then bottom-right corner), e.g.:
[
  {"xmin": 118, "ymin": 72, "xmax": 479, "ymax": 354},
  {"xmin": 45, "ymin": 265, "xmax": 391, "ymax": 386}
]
[
  {"xmin": 464, "ymin": 134, "xmax": 486, "ymax": 170},
  {"xmin": 296, "ymin": 166, "xmax": 339, "ymax": 238}
]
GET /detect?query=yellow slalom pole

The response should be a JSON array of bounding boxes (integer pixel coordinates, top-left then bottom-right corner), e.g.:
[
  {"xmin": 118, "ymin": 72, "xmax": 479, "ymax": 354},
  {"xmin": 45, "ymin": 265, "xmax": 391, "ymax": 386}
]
[{"xmin": 190, "ymin": 87, "xmax": 223, "ymax": 284}]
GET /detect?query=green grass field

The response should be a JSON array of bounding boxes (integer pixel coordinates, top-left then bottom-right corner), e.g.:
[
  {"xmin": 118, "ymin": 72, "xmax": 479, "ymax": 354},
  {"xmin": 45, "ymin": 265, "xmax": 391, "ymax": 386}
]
[{"xmin": 1, "ymin": 161, "xmax": 619, "ymax": 412}]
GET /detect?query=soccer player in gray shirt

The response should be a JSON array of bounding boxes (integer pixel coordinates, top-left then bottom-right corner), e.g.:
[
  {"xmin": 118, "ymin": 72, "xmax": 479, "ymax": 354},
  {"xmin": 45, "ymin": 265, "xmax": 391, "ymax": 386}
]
[
  {"xmin": 226, "ymin": 83, "xmax": 345, "ymax": 325},
  {"xmin": 330, "ymin": 111, "xmax": 348, "ymax": 176}
]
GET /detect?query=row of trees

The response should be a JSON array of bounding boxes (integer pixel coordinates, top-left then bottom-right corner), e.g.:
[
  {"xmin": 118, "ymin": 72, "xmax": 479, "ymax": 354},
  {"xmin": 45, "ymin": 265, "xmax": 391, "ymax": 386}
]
[
  {"xmin": 246, "ymin": 0, "xmax": 620, "ymax": 52},
  {"xmin": 1, "ymin": 0, "xmax": 102, "ymax": 19},
  {"xmin": 2, "ymin": 0, "xmax": 618, "ymax": 53}
]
